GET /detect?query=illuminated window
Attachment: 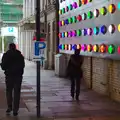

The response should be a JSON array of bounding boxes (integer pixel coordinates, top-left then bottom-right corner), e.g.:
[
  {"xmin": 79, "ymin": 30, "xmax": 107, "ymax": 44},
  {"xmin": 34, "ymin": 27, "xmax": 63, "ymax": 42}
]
[
  {"xmin": 72, "ymin": 16, "xmax": 77, "ymax": 23},
  {"xmin": 81, "ymin": 44, "xmax": 87, "ymax": 51},
  {"xmin": 73, "ymin": 2, "xmax": 78, "ymax": 9},
  {"xmin": 118, "ymin": 24, "xmax": 120, "ymax": 32},
  {"xmin": 87, "ymin": 28, "xmax": 93, "ymax": 35},
  {"xmin": 87, "ymin": 44, "xmax": 92, "ymax": 52},
  {"xmin": 94, "ymin": 9, "xmax": 99, "ymax": 17},
  {"xmin": 93, "ymin": 44, "xmax": 99, "ymax": 52},
  {"xmin": 101, "ymin": 25, "xmax": 107, "ymax": 34},
  {"xmin": 108, "ymin": 24, "xmax": 115, "ymax": 34},
  {"xmin": 82, "ymin": 29, "xmax": 87, "ymax": 36},
  {"xmin": 77, "ymin": 29, "xmax": 82, "ymax": 36},
  {"xmin": 82, "ymin": 13, "xmax": 87, "ymax": 20},
  {"xmin": 94, "ymin": 27, "xmax": 99, "ymax": 35},
  {"xmin": 87, "ymin": 11, "xmax": 93, "ymax": 19},
  {"xmin": 100, "ymin": 44, "xmax": 106, "ymax": 53},
  {"xmin": 100, "ymin": 7, "xmax": 107, "ymax": 15},
  {"xmin": 77, "ymin": 15, "xmax": 82, "ymax": 21},
  {"xmin": 108, "ymin": 44, "xmax": 115, "ymax": 54},
  {"xmin": 108, "ymin": 4, "xmax": 116, "ymax": 14}
]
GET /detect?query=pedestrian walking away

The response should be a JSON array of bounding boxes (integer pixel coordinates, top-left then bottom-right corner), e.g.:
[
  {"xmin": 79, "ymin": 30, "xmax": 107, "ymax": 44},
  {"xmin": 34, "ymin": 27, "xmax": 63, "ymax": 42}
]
[
  {"xmin": 0, "ymin": 43, "xmax": 25, "ymax": 116},
  {"xmin": 66, "ymin": 48, "xmax": 84, "ymax": 101}
]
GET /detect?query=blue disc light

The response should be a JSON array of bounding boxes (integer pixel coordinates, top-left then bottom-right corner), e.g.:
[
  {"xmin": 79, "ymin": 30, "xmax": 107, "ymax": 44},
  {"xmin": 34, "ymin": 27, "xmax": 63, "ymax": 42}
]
[
  {"xmin": 59, "ymin": 44, "xmax": 62, "ymax": 49},
  {"xmin": 62, "ymin": 32, "xmax": 65, "ymax": 38},
  {"xmin": 101, "ymin": 25, "xmax": 107, "ymax": 34},
  {"xmin": 118, "ymin": 2, "xmax": 120, "ymax": 10},
  {"xmin": 82, "ymin": 29, "xmax": 87, "ymax": 36},
  {"xmin": 65, "ymin": 19, "xmax": 69, "ymax": 25}
]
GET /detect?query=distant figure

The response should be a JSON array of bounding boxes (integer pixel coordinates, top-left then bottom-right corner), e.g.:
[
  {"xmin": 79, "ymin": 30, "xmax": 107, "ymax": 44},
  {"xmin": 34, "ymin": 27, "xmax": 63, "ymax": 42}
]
[
  {"xmin": 1, "ymin": 43, "xmax": 25, "ymax": 116},
  {"xmin": 66, "ymin": 49, "xmax": 83, "ymax": 100}
]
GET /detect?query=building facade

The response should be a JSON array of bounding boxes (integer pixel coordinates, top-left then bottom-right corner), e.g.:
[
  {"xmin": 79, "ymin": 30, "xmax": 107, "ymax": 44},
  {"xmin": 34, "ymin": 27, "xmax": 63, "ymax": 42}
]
[{"xmin": 18, "ymin": 0, "xmax": 58, "ymax": 69}]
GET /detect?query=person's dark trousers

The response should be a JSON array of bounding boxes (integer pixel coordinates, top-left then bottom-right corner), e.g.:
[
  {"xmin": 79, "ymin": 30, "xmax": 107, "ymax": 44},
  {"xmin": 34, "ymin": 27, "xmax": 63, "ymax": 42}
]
[
  {"xmin": 5, "ymin": 76, "xmax": 22, "ymax": 113},
  {"xmin": 70, "ymin": 76, "xmax": 81, "ymax": 99}
]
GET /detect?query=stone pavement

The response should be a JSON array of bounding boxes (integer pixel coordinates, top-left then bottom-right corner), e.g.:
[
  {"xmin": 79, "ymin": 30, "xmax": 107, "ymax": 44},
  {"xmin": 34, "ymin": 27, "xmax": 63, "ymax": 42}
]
[{"xmin": 0, "ymin": 60, "xmax": 120, "ymax": 120}]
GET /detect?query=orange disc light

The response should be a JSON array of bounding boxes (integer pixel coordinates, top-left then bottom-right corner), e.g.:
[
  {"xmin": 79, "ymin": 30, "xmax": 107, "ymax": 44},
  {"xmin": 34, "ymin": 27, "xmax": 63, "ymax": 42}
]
[
  {"xmin": 100, "ymin": 44, "xmax": 106, "ymax": 53},
  {"xmin": 87, "ymin": 44, "xmax": 92, "ymax": 52},
  {"xmin": 65, "ymin": 44, "xmax": 68, "ymax": 50},
  {"xmin": 77, "ymin": 44, "xmax": 81, "ymax": 50},
  {"xmin": 108, "ymin": 4, "xmax": 116, "ymax": 14}
]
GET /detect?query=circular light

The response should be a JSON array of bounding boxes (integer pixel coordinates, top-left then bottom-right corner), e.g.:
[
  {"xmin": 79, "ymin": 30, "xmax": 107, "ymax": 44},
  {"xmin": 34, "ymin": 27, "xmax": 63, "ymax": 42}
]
[
  {"xmin": 68, "ymin": 31, "xmax": 72, "ymax": 37},
  {"xmin": 62, "ymin": 32, "xmax": 65, "ymax": 38},
  {"xmin": 93, "ymin": 27, "xmax": 99, "ymax": 35},
  {"xmin": 108, "ymin": 45, "xmax": 115, "ymax": 54},
  {"xmin": 66, "ymin": 6, "xmax": 69, "ymax": 12},
  {"xmin": 73, "ymin": 44, "xmax": 77, "ymax": 50},
  {"xmin": 82, "ymin": 29, "xmax": 87, "ymax": 36},
  {"xmin": 72, "ymin": 30, "xmax": 77, "ymax": 37},
  {"xmin": 77, "ymin": 15, "xmax": 82, "ymax": 21},
  {"xmin": 62, "ymin": 44, "xmax": 65, "ymax": 50},
  {"xmin": 82, "ymin": 0, "xmax": 87, "ymax": 5},
  {"xmin": 87, "ymin": 44, "xmax": 92, "ymax": 52},
  {"xmin": 93, "ymin": 44, "xmax": 99, "ymax": 52},
  {"xmin": 82, "ymin": 13, "xmax": 87, "ymax": 20},
  {"xmin": 72, "ymin": 16, "xmax": 77, "ymax": 23},
  {"xmin": 108, "ymin": 24, "xmax": 115, "ymax": 34},
  {"xmin": 77, "ymin": 29, "xmax": 82, "ymax": 36},
  {"xmin": 94, "ymin": 9, "xmax": 99, "ymax": 17},
  {"xmin": 65, "ymin": 44, "xmax": 68, "ymax": 50},
  {"xmin": 77, "ymin": 44, "xmax": 81, "ymax": 50},
  {"xmin": 118, "ymin": 2, "xmax": 120, "ymax": 10},
  {"xmin": 108, "ymin": 4, "xmax": 116, "ymax": 14},
  {"xmin": 65, "ymin": 32, "xmax": 68, "ymax": 37},
  {"xmin": 73, "ymin": 2, "xmax": 78, "ymax": 9},
  {"xmin": 87, "ymin": 28, "xmax": 93, "ymax": 35},
  {"xmin": 62, "ymin": 20, "xmax": 64, "ymax": 26},
  {"xmin": 100, "ymin": 44, "xmax": 106, "ymax": 53},
  {"xmin": 68, "ymin": 44, "xmax": 72, "ymax": 50},
  {"xmin": 78, "ymin": 0, "xmax": 82, "ymax": 7},
  {"xmin": 88, "ymin": 0, "xmax": 92, "ymax": 2},
  {"xmin": 81, "ymin": 44, "xmax": 87, "ymax": 51},
  {"xmin": 117, "ymin": 46, "xmax": 120, "ymax": 54},
  {"xmin": 100, "ymin": 7, "xmax": 107, "ymax": 15},
  {"xmin": 101, "ymin": 25, "xmax": 107, "ymax": 34},
  {"xmin": 87, "ymin": 11, "xmax": 93, "ymax": 19},
  {"xmin": 68, "ymin": 17, "xmax": 72, "ymax": 24},
  {"xmin": 59, "ymin": 21, "xmax": 62, "ymax": 26},
  {"xmin": 58, "ymin": 33, "xmax": 62, "ymax": 38},
  {"xmin": 65, "ymin": 19, "xmax": 69, "ymax": 25},
  {"xmin": 59, "ymin": 10, "xmax": 62, "ymax": 15},
  {"xmin": 59, "ymin": 44, "xmax": 62, "ymax": 49},
  {"xmin": 62, "ymin": 8, "xmax": 65, "ymax": 14},
  {"xmin": 69, "ymin": 4, "xmax": 73, "ymax": 10},
  {"xmin": 118, "ymin": 24, "xmax": 120, "ymax": 32}
]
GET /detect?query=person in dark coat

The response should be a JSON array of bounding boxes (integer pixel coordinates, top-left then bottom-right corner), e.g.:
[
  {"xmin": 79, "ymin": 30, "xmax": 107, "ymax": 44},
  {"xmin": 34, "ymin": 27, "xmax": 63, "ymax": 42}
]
[
  {"xmin": 1, "ymin": 43, "xmax": 25, "ymax": 116},
  {"xmin": 66, "ymin": 48, "xmax": 83, "ymax": 101}
]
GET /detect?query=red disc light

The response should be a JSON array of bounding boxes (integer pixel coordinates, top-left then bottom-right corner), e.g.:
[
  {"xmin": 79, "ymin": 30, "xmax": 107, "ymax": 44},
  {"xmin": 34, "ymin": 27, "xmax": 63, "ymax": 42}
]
[{"xmin": 77, "ymin": 15, "xmax": 82, "ymax": 21}]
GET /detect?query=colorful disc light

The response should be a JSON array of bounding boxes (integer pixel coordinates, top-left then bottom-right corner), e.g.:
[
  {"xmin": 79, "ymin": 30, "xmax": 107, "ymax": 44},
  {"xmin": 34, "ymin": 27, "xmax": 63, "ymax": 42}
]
[
  {"xmin": 100, "ymin": 7, "xmax": 107, "ymax": 15},
  {"xmin": 108, "ymin": 4, "xmax": 116, "ymax": 14},
  {"xmin": 66, "ymin": 6, "xmax": 69, "ymax": 12},
  {"xmin": 59, "ymin": 10, "xmax": 62, "ymax": 15},
  {"xmin": 87, "ymin": 44, "xmax": 92, "ymax": 52},
  {"xmin": 81, "ymin": 0, "xmax": 87, "ymax": 5},
  {"xmin": 77, "ymin": 29, "xmax": 82, "ymax": 36},
  {"xmin": 58, "ymin": 33, "xmax": 62, "ymax": 38},
  {"xmin": 118, "ymin": 2, "xmax": 120, "ymax": 10},
  {"xmin": 62, "ymin": 20, "xmax": 64, "ymax": 26},
  {"xmin": 88, "ymin": 0, "xmax": 92, "ymax": 2},
  {"xmin": 108, "ymin": 45, "xmax": 115, "ymax": 54},
  {"xmin": 81, "ymin": 44, "xmax": 87, "ymax": 51},
  {"xmin": 62, "ymin": 32, "xmax": 65, "ymax": 38},
  {"xmin": 65, "ymin": 19, "xmax": 69, "ymax": 25},
  {"xmin": 94, "ymin": 9, "xmax": 99, "ymax": 17},
  {"xmin": 101, "ymin": 25, "xmax": 107, "ymax": 34},
  {"xmin": 68, "ymin": 18, "xmax": 72, "ymax": 24},
  {"xmin": 108, "ymin": 24, "xmax": 115, "ymax": 34},
  {"xmin": 77, "ymin": 44, "xmax": 81, "ymax": 50},
  {"xmin": 73, "ymin": 2, "xmax": 78, "ymax": 9},
  {"xmin": 82, "ymin": 29, "xmax": 87, "ymax": 36},
  {"xmin": 87, "ymin": 28, "xmax": 93, "ymax": 35},
  {"xmin": 117, "ymin": 46, "xmax": 120, "ymax": 54},
  {"xmin": 118, "ymin": 24, "xmax": 120, "ymax": 32},
  {"xmin": 72, "ymin": 16, "xmax": 77, "ymax": 23},
  {"xmin": 78, "ymin": 0, "xmax": 82, "ymax": 7},
  {"xmin": 100, "ymin": 44, "xmax": 106, "ymax": 53},
  {"xmin": 68, "ymin": 44, "xmax": 72, "ymax": 50},
  {"xmin": 62, "ymin": 44, "xmax": 65, "ymax": 50},
  {"xmin": 87, "ymin": 11, "xmax": 93, "ymax": 19},
  {"xmin": 82, "ymin": 13, "xmax": 87, "ymax": 20},
  {"xmin": 65, "ymin": 44, "xmax": 68, "ymax": 50},
  {"xmin": 93, "ymin": 44, "xmax": 99, "ymax": 52},
  {"xmin": 68, "ymin": 31, "xmax": 72, "ymax": 37},
  {"xmin": 69, "ymin": 4, "xmax": 73, "ymax": 10},
  {"xmin": 65, "ymin": 32, "xmax": 68, "ymax": 37},
  {"xmin": 72, "ymin": 30, "xmax": 77, "ymax": 37},
  {"xmin": 77, "ymin": 15, "xmax": 82, "ymax": 21},
  {"xmin": 62, "ymin": 8, "xmax": 65, "ymax": 14},
  {"xmin": 94, "ymin": 27, "xmax": 99, "ymax": 35}
]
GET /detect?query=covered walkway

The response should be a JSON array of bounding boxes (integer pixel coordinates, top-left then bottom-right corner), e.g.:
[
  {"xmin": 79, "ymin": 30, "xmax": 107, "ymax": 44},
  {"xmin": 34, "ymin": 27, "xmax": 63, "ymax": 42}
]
[{"xmin": 0, "ymin": 60, "xmax": 120, "ymax": 120}]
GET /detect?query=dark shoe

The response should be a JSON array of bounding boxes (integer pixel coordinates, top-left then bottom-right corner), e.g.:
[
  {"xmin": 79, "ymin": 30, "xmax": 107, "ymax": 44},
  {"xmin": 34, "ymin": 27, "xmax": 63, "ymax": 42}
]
[
  {"xmin": 6, "ymin": 108, "xmax": 12, "ymax": 115},
  {"xmin": 13, "ymin": 112, "xmax": 18, "ymax": 116}
]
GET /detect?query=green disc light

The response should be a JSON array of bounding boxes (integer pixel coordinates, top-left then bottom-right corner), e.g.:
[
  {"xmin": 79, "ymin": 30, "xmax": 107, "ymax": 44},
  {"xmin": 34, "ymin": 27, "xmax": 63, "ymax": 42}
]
[
  {"xmin": 108, "ymin": 45, "xmax": 115, "ymax": 54},
  {"xmin": 77, "ymin": 29, "xmax": 82, "ymax": 36},
  {"xmin": 78, "ymin": 0, "xmax": 82, "ymax": 7},
  {"xmin": 69, "ymin": 4, "xmax": 73, "ymax": 10},
  {"xmin": 87, "ymin": 11, "xmax": 93, "ymax": 19},
  {"xmin": 62, "ymin": 8, "xmax": 65, "ymax": 14},
  {"xmin": 100, "ymin": 7, "xmax": 107, "ymax": 15},
  {"xmin": 62, "ymin": 44, "xmax": 65, "ymax": 50},
  {"xmin": 72, "ymin": 16, "xmax": 77, "ymax": 23},
  {"xmin": 68, "ymin": 18, "xmax": 72, "ymax": 24}
]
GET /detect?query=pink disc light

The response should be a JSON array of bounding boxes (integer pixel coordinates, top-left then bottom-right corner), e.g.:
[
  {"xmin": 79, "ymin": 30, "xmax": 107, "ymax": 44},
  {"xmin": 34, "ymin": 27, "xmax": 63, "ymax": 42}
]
[
  {"xmin": 81, "ymin": 44, "xmax": 87, "ymax": 51},
  {"xmin": 87, "ymin": 28, "xmax": 93, "ymax": 35}
]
